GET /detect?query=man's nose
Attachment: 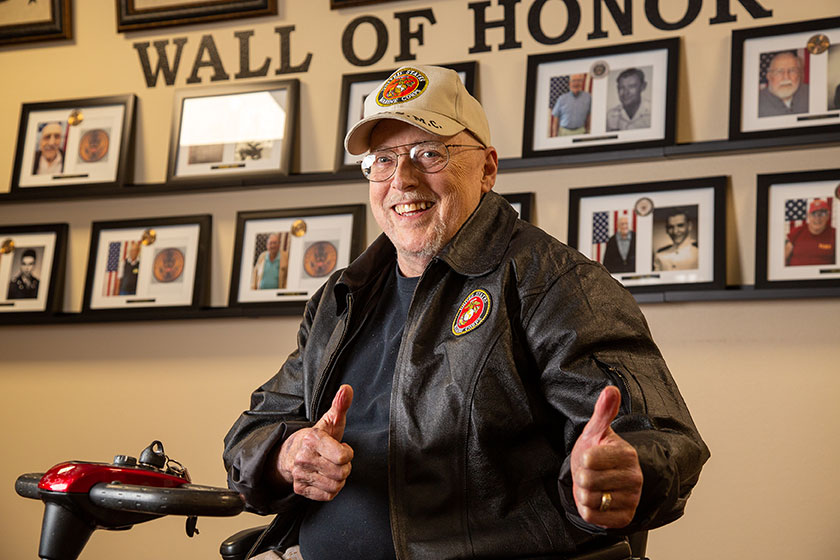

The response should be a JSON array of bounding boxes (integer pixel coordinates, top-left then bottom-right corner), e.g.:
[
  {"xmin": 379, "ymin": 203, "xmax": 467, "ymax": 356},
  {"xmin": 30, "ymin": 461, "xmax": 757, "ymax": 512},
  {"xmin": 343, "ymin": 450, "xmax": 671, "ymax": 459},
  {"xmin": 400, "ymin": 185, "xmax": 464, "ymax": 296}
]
[{"xmin": 390, "ymin": 154, "xmax": 418, "ymax": 191}]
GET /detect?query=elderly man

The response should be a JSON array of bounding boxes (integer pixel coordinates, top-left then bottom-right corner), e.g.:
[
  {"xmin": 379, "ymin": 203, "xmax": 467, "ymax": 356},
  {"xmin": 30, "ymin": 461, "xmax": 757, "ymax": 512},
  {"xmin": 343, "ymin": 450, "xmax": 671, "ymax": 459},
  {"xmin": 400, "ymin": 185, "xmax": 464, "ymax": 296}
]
[
  {"xmin": 603, "ymin": 215, "xmax": 635, "ymax": 273},
  {"xmin": 653, "ymin": 209, "xmax": 699, "ymax": 271},
  {"xmin": 758, "ymin": 51, "xmax": 809, "ymax": 117},
  {"xmin": 224, "ymin": 65, "xmax": 708, "ymax": 560},
  {"xmin": 786, "ymin": 199, "xmax": 835, "ymax": 266},
  {"xmin": 551, "ymin": 73, "xmax": 591, "ymax": 137},
  {"xmin": 252, "ymin": 233, "xmax": 289, "ymax": 290},
  {"xmin": 606, "ymin": 68, "xmax": 651, "ymax": 131},
  {"xmin": 32, "ymin": 122, "xmax": 64, "ymax": 175}
]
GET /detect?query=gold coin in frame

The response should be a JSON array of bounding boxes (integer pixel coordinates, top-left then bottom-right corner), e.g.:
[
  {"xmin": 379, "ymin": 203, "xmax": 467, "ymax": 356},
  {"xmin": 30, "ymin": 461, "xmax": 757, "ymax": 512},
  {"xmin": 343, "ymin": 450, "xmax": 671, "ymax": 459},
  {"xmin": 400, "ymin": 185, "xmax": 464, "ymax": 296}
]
[
  {"xmin": 0, "ymin": 239, "xmax": 14, "ymax": 254},
  {"xmin": 590, "ymin": 60, "xmax": 609, "ymax": 79},
  {"xmin": 78, "ymin": 129, "xmax": 110, "ymax": 163},
  {"xmin": 303, "ymin": 241, "xmax": 338, "ymax": 278},
  {"xmin": 67, "ymin": 109, "xmax": 84, "ymax": 126},
  {"xmin": 153, "ymin": 248, "xmax": 185, "ymax": 283},
  {"xmin": 141, "ymin": 229, "xmax": 156, "ymax": 246},
  {"xmin": 834, "ymin": 183, "xmax": 840, "ymax": 200},
  {"xmin": 806, "ymin": 33, "xmax": 830, "ymax": 55},
  {"xmin": 291, "ymin": 219, "xmax": 307, "ymax": 237},
  {"xmin": 634, "ymin": 197, "xmax": 654, "ymax": 217}
]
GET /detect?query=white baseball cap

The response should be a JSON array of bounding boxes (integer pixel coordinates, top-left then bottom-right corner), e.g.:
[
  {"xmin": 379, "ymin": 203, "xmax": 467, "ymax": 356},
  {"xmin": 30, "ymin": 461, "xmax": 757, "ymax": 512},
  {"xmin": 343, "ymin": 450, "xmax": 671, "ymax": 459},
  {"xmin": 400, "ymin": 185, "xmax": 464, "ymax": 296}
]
[{"xmin": 344, "ymin": 65, "xmax": 491, "ymax": 155}]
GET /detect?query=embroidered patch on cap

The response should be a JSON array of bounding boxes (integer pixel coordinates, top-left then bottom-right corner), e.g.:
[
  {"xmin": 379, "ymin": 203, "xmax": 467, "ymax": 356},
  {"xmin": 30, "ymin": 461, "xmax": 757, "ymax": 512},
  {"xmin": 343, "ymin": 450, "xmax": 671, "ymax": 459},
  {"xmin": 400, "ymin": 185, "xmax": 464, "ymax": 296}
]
[
  {"xmin": 376, "ymin": 68, "xmax": 429, "ymax": 107},
  {"xmin": 452, "ymin": 289, "xmax": 491, "ymax": 336}
]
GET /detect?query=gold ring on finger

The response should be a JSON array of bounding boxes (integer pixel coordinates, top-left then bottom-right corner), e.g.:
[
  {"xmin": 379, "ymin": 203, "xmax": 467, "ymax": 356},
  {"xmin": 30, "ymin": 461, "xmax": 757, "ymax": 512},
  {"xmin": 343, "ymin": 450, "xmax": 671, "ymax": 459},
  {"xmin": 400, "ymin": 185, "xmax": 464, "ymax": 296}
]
[{"xmin": 599, "ymin": 491, "xmax": 613, "ymax": 512}]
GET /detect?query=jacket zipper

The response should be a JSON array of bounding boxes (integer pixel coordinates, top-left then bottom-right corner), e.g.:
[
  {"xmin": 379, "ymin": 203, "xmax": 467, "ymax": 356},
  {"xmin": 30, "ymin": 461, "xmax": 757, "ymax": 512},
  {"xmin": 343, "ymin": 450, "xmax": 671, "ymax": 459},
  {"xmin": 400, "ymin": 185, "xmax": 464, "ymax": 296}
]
[
  {"xmin": 594, "ymin": 357, "xmax": 632, "ymax": 415},
  {"xmin": 310, "ymin": 293, "xmax": 354, "ymax": 419}
]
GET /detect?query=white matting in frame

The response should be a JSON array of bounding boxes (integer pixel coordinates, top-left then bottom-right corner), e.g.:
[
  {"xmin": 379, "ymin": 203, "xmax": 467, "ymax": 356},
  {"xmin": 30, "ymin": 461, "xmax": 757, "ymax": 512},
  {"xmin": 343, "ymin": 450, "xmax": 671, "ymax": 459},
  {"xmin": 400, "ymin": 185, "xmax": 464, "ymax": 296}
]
[
  {"xmin": 237, "ymin": 213, "xmax": 355, "ymax": 303},
  {"xmin": 0, "ymin": 232, "xmax": 58, "ymax": 312},
  {"xmin": 16, "ymin": 104, "xmax": 126, "ymax": 188},
  {"xmin": 739, "ymin": 25, "xmax": 840, "ymax": 133},
  {"xmin": 576, "ymin": 187, "xmax": 717, "ymax": 288},
  {"xmin": 88, "ymin": 223, "xmax": 201, "ymax": 310},
  {"xmin": 765, "ymin": 180, "xmax": 839, "ymax": 282}
]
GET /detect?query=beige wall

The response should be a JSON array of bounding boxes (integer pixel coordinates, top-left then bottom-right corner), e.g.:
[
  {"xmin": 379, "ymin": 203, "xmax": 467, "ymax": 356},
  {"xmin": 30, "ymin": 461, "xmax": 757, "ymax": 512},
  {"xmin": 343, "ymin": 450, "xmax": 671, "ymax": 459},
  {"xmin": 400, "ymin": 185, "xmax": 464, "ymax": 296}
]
[{"xmin": 1, "ymin": 1, "xmax": 839, "ymax": 559}]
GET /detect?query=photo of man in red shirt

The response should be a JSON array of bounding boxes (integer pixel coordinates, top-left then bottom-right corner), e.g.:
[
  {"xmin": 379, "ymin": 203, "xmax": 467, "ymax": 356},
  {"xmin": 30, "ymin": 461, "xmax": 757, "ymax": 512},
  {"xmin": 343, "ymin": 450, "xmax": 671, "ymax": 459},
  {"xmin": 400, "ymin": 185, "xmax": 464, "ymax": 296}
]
[{"xmin": 785, "ymin": 199, "xmax": 836, "ymax": 266}]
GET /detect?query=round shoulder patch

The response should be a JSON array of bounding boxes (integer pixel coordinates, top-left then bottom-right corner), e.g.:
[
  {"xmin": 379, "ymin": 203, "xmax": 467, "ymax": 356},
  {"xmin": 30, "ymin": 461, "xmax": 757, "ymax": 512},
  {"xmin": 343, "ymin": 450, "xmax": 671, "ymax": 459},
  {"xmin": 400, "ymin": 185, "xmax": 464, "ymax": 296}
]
[
  {"xmin": 376, "ymin": 68, "xmax": 429, "ymax": 107},
  {"xmin": 452, "ymin": 289, "xmax": 491, "ymax": 336}
]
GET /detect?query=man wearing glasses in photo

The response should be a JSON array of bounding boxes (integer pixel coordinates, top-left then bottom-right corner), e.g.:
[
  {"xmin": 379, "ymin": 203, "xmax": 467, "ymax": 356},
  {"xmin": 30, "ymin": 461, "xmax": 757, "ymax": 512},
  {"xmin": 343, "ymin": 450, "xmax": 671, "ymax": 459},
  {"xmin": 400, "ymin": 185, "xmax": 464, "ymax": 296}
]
[
  {"xmin": 759, "ymin": 50, "xmax": 809, "ymax": 118},
  {"xmin": 224, "ymin": 65, "xmax": 708, "ymax": 560},
  {"xmin": 786, "ymin": 199, "xmax": 836, "ymax": 266}
]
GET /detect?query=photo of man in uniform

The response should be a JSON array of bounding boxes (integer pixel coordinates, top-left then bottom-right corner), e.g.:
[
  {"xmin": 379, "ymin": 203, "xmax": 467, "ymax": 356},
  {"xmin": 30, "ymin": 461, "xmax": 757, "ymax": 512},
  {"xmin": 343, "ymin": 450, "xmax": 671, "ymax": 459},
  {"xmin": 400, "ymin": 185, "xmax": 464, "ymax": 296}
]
[
  {"xmin": 785, "ymin": 199, "xmax": 835, "ymax": 266},
  {"xmin": 653, "ymin": 207, "xmax": 699, "ymax": 271},
  {"xmin": 758, "ymin": 50, "xmax": 809, "ymax": 117},
  {"xmin": 32, "ymin": 121, "xmax": 65, "ymax": 175},
  {"xmin": 8, "ymin": 248, "xmax": 41, "ymax": 300},
  {"xmin": 606, "ymin": 67, "xmax": 652, "ymax": 131},
  {"xmin": 549, "ymin": 73, "xmax": 591, "ymax": 137}
]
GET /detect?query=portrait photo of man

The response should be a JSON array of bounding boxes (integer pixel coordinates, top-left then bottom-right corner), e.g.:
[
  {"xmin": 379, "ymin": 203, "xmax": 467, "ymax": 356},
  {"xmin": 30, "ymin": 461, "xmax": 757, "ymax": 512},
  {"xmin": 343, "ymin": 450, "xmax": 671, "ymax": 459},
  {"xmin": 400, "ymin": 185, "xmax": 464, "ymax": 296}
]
[
  {"xmin": 32, "ymin": 121, "xmax": 65, "ymax": 175},
  {"xmin": 251, "ymin": 232, "xmax": 291, "ymax": 290},
  {"xmin": 606, "ymin": 67, "xmax": 652, "ymax": 131},
  {"xmin": 758, "ymin": 50, "xmax": 809, "ymax": 117},
  {"xmin": 827, "ymin": 44, "xmax": 840, "ymax": 111},
  {"xmin": 785, "ymin": 198, "xmax": 836, "ymax": 266},
  {"xmin": 549, "ymin": 73, "xmax": 591, "ymax": 137},
  {"xmin": 653, "ymin": 207, "xmax": 699, "ymax": 271},
  {"xmin": 602, "ymin": 214, "xmax": 636, "ymax": 273},
  {"xmin": 7, "ymin": 248, "xmax": 41, "ymax": 300}
]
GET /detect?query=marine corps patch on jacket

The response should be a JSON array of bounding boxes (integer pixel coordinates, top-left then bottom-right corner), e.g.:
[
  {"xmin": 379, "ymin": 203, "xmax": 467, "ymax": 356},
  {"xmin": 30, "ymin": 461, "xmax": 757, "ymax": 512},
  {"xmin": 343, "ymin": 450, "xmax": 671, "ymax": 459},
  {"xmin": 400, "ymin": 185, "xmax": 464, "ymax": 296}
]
[
  {"xmin": 376, "ymin": 68, "xmax": 428, "ymax": 107},
  {"xmin": 452, "ymin": 289, "xmax": 491, "ymax": 336}
]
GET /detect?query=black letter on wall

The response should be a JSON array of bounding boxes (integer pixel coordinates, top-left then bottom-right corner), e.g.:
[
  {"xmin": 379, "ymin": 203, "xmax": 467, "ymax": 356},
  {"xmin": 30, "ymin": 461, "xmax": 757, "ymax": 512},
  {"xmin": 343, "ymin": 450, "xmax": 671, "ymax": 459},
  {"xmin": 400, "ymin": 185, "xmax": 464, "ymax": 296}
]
[
  {"xmin": 186, "ymin": 35, "xmax": 230, "ymax": 84},
  {"xmin": 342, "ymin": 16, "xmax": 389, "ymax": 66},
  {"xmin": 394, "ymin": 9, "xmax": 436, "ymax": 62},
  {"xmin": 588, "ymin": 0, "xmax": 632, "ymax": 40},
  {"xmin": 133, "ymin": 38, "xmax": 187, "ymax": 88},
  {"xmin": 235, "ymin": 30, "xmax": 271, "ymax": 79},
  {"xmin": 468, "ymin": 0, "xmax": 522, "ymax": 54},
  {"xmin": 709, "ymin": 0, "xmax": 772, "ymax": 24},
  {"xmin": 645, "ymin": 0, "xmax": 701, "ymax": 31},
  {"xmin": 528, "ymin": 0, "xmax": 581, "ymax": 45},
  {"xmin": 275, "ymin": 25, "xmax": 313, "ymax": 74}
]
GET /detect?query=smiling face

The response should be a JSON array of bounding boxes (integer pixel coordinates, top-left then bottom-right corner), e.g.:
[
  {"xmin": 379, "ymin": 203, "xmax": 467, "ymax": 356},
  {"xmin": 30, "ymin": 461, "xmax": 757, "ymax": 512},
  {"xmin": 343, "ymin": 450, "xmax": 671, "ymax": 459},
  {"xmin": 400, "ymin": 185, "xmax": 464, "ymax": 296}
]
[
  {"xmin": 569, "ymin": 74, "xmax": 586, "ymax": 95},
  {"xmin": 266, "ymin": 233, "xmax": 280, "ymax": 258},
  {"xmin": 367, "ymin": 120, "xmax": 497, "ymax": 277},
  {"xmin": 39, "ymin": 122, "xmax": 63, "ymax": 162},
  {"xmin": 617, "ymin": 216, "xmax": 630, "ymax": 237},
  {"xmin": 766, "ymin": 52, "xmax": 802, "ymax": 102},
  {"xmin": 665, "ymin": 213, "xmax": 690, "ymax": 245},
  {"xmin": 807, "ymin": 208, "xmax": 829, "ymax": 236},
  {"xmin": 617, "ymin": 72, "xmax": 645, "ymax": 110}
]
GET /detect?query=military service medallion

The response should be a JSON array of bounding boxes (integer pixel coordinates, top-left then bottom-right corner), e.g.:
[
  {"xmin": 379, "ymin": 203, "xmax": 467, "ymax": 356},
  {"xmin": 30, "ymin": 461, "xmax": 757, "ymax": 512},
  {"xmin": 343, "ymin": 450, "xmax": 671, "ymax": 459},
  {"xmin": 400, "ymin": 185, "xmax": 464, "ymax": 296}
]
[{"xmin": 452, "ymin": 289, "xmax": 491, "ymax": 336}]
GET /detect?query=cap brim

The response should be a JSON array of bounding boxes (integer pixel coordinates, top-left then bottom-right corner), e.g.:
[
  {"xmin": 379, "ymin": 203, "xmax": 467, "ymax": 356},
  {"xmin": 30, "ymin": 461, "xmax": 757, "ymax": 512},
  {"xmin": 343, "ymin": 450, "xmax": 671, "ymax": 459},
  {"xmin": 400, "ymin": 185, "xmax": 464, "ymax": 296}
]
[{"xmin": 344, "ymin": 109, "xmax": 466, "ymax": 155}]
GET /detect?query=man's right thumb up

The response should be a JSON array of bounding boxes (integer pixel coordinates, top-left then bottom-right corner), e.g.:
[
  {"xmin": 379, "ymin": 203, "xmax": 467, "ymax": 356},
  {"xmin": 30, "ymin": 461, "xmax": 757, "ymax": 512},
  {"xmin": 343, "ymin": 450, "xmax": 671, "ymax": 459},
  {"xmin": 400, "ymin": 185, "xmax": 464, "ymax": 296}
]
[{"xmin": 314, "ymin": 384, "xmax": 354, "ymax": 441}]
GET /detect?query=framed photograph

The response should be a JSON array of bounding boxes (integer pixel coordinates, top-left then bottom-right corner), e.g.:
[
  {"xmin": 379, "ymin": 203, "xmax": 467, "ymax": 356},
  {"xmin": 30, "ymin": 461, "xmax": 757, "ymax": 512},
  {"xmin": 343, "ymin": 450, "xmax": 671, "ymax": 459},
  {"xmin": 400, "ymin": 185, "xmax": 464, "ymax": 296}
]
[
  {"xmin": 229, "ymin": 205, "xmax": 366, "ymax": 311},
  {"xmin": 730, "ymin": 16, "xmax": 840, "ymax": 140},
  {"xmin": 116, "ymin": 1, "xmax": 277, "ymax": 32},
  {"xmin": 756, "ymin": 168, "xmax": 840, "ymax": 289},
  {"xmin": 335, "ymin": 62, "xmax": 478, "ymax": 172},
  {"xmin": 168, "ymin": 80, "xmax": 298, "ymax": 185},
  {"xmin": 0, "ymin": 223, "xmax": 67, "ymax": 317},
  {"xmin": 568, "ymin": 177, "xmax": 726, "ymax": 293},
  {"xmin": 0, "ymin": 0, "xmax": 71, "ymax": 46},
  {"xmin": 501, "ymin": 192, "xmax": 534, "ymax": 223},
  {"xmin": 523, "ymin": 38, "xmax": 678, "ymax": 159},
  {"xmin": 82, "ymin": 215, "xmax": 211, "ymax": 313},
  {"xmin": 10, "ymin": 95, "xmax": 136, "ymax": 195}
]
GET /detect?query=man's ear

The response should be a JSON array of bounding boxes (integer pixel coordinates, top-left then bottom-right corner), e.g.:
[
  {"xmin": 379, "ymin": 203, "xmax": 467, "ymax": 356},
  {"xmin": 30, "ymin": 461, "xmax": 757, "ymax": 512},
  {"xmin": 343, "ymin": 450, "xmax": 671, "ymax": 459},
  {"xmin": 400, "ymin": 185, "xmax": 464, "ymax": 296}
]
[{"xmin": 481, "ymin": 147, "xmax": 498, "ymax": 193}]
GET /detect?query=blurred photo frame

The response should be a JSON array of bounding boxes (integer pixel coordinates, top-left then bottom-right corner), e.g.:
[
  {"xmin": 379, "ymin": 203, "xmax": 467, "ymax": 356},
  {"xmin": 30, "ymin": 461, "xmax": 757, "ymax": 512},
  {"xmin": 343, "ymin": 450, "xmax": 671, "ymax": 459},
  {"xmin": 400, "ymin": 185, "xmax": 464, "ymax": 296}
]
[
  {"xmin": 229, "ymin": 205, "xmax": 366, "ymax": 312},
  {"xmin": 756, "ymin": 168, "xmax": 840, "ymax": 289},
  {"xmin": 0, "ymin": 0, "xmax": 71, "ymax": 46},
  {"xmin": 334, "ymin": 62, "xmax": 478, "ymax": 172},
  {"xmin": 0, "ymin": 223, "xmax": 68, "ymax": 318},
  {"xmin": 501, "ymin": 192, "xmax": 534, "ymax": 223},
  {"xmin": 82, "ymin": 215, "xmax": 211, "ymax": 314},
  {"xmin": 568, "ymin": 177, "xmax": 726, "ymax": 293},
  {"xmin": 167, "ymin": 80, "xmax": 298, "ymax": 184},
  {"xmin": 10, "ymin": 95, "xmax": 136, "ymax": 195},
  {"xmin": 729, "ymin": 16, "xmax": 840, "ymax": 141},
  {"xmin": 523, "ymin": 38, "xmax": 678, "ymax": 159},
  {"xmin": 116, "ymin": 0, "xmax": 277, "ymax": 32}
]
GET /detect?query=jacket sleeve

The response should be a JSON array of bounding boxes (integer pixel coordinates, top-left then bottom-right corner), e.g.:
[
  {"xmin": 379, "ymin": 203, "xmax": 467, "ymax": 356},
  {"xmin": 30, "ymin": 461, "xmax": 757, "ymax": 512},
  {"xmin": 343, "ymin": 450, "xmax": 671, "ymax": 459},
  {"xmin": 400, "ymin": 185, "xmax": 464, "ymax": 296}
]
[
  {"xmin": 222, "ymin": 286, "xmax": 324, "ymax": 515},
  {"xmin": 522, "ymin": 259, "xmax": 710, "ymax": 535}
]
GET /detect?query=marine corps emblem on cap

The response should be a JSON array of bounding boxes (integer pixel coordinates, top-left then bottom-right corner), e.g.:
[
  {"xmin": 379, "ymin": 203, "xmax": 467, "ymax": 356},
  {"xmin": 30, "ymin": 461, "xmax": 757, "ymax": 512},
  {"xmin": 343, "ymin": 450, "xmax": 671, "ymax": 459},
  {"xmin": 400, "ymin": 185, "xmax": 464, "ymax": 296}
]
[
  {"xmin": 376, "ymin": 68, "xmax": 429, "ymax": 107},
  {"xmin": 452, "ymin": 289, "xmax": 491, "ymax": 336}
]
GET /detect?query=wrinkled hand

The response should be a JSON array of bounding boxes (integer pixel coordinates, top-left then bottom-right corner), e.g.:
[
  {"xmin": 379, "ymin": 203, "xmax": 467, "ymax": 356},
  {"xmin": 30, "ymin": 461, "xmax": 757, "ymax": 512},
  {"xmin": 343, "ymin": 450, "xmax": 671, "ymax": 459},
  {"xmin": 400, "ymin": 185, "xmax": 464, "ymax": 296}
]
[
  {"xmin": 276, "ymin": 384, "xmax": 354, "ymax": 501},
  {"xmin": 570, "ymin": 386, "xmax": 642, "ymax": 528}
]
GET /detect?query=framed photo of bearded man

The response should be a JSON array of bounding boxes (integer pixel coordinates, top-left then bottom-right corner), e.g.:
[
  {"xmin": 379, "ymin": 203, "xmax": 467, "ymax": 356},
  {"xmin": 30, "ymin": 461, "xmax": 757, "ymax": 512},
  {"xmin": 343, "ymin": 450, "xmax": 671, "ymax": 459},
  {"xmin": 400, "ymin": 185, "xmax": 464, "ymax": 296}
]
[
  {"xmin": 729, "ymin": 16, "xmax": 840, "ymax": 141},
  {"xmin": 756, "ymin": 168, "xmax": 840, "ymax": 290}
]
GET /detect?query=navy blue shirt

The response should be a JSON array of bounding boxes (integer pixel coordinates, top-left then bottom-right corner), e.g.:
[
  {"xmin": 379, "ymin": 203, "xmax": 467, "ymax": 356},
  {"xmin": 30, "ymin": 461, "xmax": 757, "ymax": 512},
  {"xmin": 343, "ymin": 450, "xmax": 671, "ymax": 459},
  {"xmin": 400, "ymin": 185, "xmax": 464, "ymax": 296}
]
[{"xmin": 299, "ymin": 266, "xmax": 417, "ymax": 559}]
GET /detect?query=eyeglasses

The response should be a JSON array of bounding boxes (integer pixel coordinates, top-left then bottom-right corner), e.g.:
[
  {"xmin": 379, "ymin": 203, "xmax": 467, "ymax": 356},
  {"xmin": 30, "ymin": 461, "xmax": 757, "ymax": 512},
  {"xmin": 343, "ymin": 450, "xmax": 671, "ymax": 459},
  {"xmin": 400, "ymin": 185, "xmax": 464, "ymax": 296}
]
[
  {"xmin": 361, "ymin": 140, "xmax": 486, "ymax": 182},
  {"xmin": 809, "ymin": 209, "xmax": 828, "ymax": 218},
  {"xmin": 767, "ymin": 67, "xmax": 801, "ymax": 78}
]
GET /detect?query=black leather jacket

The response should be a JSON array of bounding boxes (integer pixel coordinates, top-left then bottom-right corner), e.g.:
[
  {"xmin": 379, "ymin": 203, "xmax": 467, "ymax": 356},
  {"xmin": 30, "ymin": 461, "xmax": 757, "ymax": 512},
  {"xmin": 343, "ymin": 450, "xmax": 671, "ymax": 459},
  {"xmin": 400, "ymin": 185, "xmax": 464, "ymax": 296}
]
[{"xmin": 223, "ymin": 191, "xmax": 709, "ymax": 559}]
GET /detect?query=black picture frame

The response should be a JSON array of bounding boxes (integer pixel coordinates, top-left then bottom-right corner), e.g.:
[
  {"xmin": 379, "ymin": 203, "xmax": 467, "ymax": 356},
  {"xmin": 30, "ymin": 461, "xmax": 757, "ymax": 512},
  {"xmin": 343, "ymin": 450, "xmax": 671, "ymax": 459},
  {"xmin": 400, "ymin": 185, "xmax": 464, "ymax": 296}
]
[
  {"xmin": 523, "ymin": 38, "xmax": 678, "ymax": 160},
  {"xmin": 729, "ymin": 16, "xmax": 840, "ymax": 141},
  {"xmin": 501, "ymin": 192, "xmax": 534, "ymax": 223},
  {"xmin": 0, "ymin": 0, "xmax": 71, "ymax": 46},
  {"xmin": 10, "ymin": 95, "xmax": 136, "ymax": 196},
  {"xmin": 0, "ymin": 223, "xmax": 68, "ymax": 320},
  {"xmin": 568, "ymin": 176, "xmax": 726, "ymax": 293},
  {"xmin": 229, "ymin": 205, "xmax": 366, "ymax": 313},
  {"xmin": 334, "ymin": 62, "xmax": 478, "ymax": 172},
  {"xmin": 82, "ymin": 214, "xmax": 211, "ymax": 316},
  {"xmin": 167, "ymin": 80, "xmax": 299, "ymax": 186},
  {"xmin": 116, "ymin": 0, "xmax": 277, "ymax": 32},
  {"xmin": 755, "ymin": 168, "xmax": 840, "ymax": 290}
]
